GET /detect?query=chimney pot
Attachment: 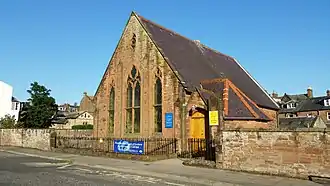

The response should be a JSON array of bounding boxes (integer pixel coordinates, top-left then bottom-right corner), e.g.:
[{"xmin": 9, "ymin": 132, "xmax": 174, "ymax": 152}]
[
  {"xmin": 307, "ymin": 86, "xmax": 313, "ymax": 98},
  {"xmin": 327, "ymin": 90, "xmax": 330, "ymax": 97}
]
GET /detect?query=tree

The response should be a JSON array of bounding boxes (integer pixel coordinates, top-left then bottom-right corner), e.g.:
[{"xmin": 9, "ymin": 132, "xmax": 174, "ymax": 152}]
[
  {"xmin": 0, "ymin": 115, "xmax": 16, "ymax": 129},
  {"xmin": 18, "ymin": 82, "xmax": 58, "ymax": 128}
]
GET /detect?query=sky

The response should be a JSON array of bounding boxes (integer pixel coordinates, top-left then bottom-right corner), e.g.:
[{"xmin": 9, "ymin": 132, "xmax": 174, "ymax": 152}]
[{"xmin": 0, "ymin": 0, "xmax": 329, "ymax": 104}]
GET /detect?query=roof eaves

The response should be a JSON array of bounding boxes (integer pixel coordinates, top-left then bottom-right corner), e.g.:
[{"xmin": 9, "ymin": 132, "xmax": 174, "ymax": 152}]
[{"xmin": 224, "ymin": 116, "xmax": 271, "ymax": 121}]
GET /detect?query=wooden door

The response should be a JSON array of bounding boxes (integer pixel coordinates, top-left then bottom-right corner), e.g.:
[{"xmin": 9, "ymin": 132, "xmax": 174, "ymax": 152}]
[{"xmin": 190, "ymin": 111, "xmax": 205, "ymax": 139}]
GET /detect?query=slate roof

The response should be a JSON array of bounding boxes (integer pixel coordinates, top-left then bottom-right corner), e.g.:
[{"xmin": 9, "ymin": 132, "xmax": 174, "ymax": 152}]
[
  {"xmin": 279, "ymin": 95, "xmax": 330, "ymax": 113},
  {"xmin": 287, "ymin": 94, "xmax": 308, "ymax": 101},
  {"xmin": 135, "ymin": 13, "xmax": 278, "ymax": 110},
  {"xmin": 198, "ymin": 78, "xmax": 271, "ymax": 121},
  {"xmin": 299, "ymin": 96, "xmax": 330, "ymax": 112},
  {"xmin": 278, "ymin": 117, "xmax": 322, "ymax": 129},
  {"xmin": 51, "ymin": 111, "xmax": 90, "ymax": 125}
]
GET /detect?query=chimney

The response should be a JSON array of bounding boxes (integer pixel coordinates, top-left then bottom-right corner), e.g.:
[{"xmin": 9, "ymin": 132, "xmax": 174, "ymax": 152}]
[
  {"xmin": 307, "ymin": 86, "xmax": 313, "ymax": 98},
  {"xmin": 271, "ymin": 91, "xmax": 278, "ymax": 98},
  {"xmin": 327, "ymin": 90, "xmax": 330, "ymax": 97},
  {"xmin": 83, "ymin": 92, "xmax": 87, "ymax": 96}
]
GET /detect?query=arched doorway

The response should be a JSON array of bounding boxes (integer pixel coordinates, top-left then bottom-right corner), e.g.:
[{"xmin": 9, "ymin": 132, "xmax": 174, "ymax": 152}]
[{"xmin": 190, "ymin": 110, "xmax": 206, "ymax": 139}]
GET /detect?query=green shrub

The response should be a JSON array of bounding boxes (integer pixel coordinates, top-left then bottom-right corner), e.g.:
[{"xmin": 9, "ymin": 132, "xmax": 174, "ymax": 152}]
[{"xmin": 72, "ymin": 124, "xmax": 93, "ymax": 130}]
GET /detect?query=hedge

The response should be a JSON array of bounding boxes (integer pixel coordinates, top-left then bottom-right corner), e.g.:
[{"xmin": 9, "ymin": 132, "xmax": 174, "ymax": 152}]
[{"xmin": 72, "ymin": 124, "xmax": 93, "ymax": 130}]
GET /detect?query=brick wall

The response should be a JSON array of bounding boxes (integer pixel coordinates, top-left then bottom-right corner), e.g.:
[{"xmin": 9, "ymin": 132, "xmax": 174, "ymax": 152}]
[
  {"xmin": 0, "ymin": 129, "xmax": 52, "ymax": 151},
  {"xmin": 219, "ymin": 129, "xmax": 330, "ymax": 178}
]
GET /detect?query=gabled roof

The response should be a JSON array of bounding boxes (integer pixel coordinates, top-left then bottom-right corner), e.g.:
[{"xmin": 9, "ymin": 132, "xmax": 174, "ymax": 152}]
[
  {"xmin": 197, "ymin": 78, "xmax": 271, "ymax": 121},
  {"xmin": 281, "ymin": 93, "xmax": 308, "ymax": 102},
  {"xmin": 279, "ymin": 95, "xmax": 330, "ymax": 114},
  {"xmin": 135, "ymin": 12, "xmax": 278, "ymax": 110}
]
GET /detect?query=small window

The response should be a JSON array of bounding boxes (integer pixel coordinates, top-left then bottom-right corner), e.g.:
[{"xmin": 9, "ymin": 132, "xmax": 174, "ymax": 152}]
[
  {"xmin": 131, "ymin": 34, "xmax": 136, "ymax": 49},
  {"xmin": 327, "ymin": 112, "xmax": 330, "ymax": 120},
  {"xmin": 324, "ymin": 99, "xmax": 330, "ymax": 106}
]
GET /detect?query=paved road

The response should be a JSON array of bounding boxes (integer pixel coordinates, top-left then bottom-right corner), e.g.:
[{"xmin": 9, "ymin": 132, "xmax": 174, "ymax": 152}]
[{"xmin": 0, "ymin": 151, "xmax": 195, "ymax": 186}]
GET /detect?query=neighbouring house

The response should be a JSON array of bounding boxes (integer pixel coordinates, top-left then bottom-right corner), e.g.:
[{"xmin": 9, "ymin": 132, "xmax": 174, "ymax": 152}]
[
  {"xmin": 79, "ymin": 92, "xmax": 95, "ymax": 113},
  {"xmin": 273, "ymin": 87, "xmax": 330, "ymax": 126},
  {"xmin": 51, "ymin": 111, "xmax": 94, "ymax": 129},
  {"xmin": 10, "ymin": 97, "xmax": 24, "ymax": 121},
  {"xmin": 58, "ymin": 103, "xmax": 79, "ymax": 113},
  {"xmin": 0, "ymin": 81, "xmax": 24, "ymax": 121},
  {"xmin": 279, "ymin": 116, "xmax": 327, "ymax": 129},
  {"xmin": 93, "ymin": 12, "xmax": 279, "ymax": 139}
]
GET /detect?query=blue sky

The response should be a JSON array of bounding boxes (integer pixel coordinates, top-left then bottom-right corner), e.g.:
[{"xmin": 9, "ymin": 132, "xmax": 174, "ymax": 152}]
[{"xmin": 1, "ymin": 0, "xmax": 329, "ymax": 104}]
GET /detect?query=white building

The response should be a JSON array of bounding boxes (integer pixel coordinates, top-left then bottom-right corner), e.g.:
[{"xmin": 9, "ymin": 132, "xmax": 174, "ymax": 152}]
[
  {"xmin": 0, "ymin": 81, "xmax": 22, "ymax": 121},
  {"xmin": 10, "ymin": 97, "xmax": 23, "ymax": 121},
  {"xmin": 0, "ymin": 81, "xmax": 13, "ymax": 119}
]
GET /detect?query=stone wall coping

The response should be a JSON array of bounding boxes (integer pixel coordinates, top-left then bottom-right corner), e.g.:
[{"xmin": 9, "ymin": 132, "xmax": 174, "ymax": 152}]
[{"xmin": 223, "ymin": 128, "xmax": 330, "ymax": 132}]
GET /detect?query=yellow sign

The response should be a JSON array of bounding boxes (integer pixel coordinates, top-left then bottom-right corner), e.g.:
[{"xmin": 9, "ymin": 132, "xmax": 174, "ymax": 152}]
[{"xmin": 209, "ymin": 111, "xmax": 219, "ymax": 126}]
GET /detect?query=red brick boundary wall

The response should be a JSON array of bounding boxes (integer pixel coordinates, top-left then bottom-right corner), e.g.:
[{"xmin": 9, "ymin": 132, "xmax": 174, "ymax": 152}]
[{"xmin": 218, "ymin": 129, "xmax": 330, "ymax": 178}]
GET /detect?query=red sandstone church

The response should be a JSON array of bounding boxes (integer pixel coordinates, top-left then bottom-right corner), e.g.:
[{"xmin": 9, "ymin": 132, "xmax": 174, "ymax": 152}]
[{"xmin": 92, "ymin": 12, "xmax": 279, "ymax": 139}]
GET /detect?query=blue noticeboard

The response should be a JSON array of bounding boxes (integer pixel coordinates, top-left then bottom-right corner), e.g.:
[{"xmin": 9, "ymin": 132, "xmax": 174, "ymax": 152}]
[
  {"xmin": 114, "ymin": 140, "xmax": 144, "ymax": 155},
  {"xmin": 165, "ymin": 112, "xmax": 173, "ymax": 128}
]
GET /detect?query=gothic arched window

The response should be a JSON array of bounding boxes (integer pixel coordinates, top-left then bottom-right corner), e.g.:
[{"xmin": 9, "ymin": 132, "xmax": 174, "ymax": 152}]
[
  {"xmin": 109, "ymin": 87, "xmax": 115, "ymax": 134},
  {"xmin": 154, "ymin": 68, "xmax": 162, "ymax": 133},
  {"xmin": 126, "ymin": 66, "xmax": 141, "ymax": 133}
]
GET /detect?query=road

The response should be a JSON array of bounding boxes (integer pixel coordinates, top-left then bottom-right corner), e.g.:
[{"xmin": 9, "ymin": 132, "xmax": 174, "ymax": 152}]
[{"xmin": 0, "ymin": 151, "xmax": 195, "ymax": 186}]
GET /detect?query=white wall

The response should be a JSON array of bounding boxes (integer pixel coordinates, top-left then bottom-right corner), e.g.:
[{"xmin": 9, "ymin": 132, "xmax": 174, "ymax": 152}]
[{"xmin": 0, "ymin": 81, "xmax": 13, "ymax": 119}]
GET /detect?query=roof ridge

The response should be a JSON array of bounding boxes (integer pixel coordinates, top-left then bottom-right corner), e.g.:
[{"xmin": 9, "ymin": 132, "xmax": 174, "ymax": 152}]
[{"xmin": 134, "ymin": 12, "xmax": 235, "ymax": 60}]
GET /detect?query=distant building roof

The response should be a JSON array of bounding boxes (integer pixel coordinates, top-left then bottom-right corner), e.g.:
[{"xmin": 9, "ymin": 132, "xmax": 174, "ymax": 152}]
[
  {"xmin": 279, "ymin": 116, "xmax": 326, "ymax": 129},
  {"xmin": 11, "ymin": 97, "xmax": 19, "ymax": 102}
]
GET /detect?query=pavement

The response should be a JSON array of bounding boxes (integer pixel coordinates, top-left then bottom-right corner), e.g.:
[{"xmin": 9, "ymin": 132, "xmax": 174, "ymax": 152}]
[{"xmin": 0, "ymin": 146, "xmax": 329, "ymax": 186}]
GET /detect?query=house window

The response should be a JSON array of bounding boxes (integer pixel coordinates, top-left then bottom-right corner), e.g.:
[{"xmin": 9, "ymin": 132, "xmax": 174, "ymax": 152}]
[
  {"xmin": 327, "ymin": 112, "xmax": 330, "ymax": 121},
  {"xmin": 125, "ymin": 66, "xmax": 141, "ymax": 134},
  {"xmin": 154, "ymin": 72, "xmax": 162, "ymax": 133},
  {"xmin": 109, "ymin": 87, "xmax": 115, "ymax": 133},
  {"xmin": 324, "ymin": 99, "xmax": 330, "ymax": 106},
  {"xmin": 287, "ymin": 103, "xmax": 296, "ymax": 109}
]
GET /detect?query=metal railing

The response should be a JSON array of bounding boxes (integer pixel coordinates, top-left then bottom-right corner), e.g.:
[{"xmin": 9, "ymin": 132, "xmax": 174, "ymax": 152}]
[{"xmin": 53, "ymin": 136, "xmax": 177, "ymax": 156}]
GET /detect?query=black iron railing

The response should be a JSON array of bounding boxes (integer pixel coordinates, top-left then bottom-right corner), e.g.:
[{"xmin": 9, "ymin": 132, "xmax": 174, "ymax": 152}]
[
  {"xmin": 178, "ymin": 138, "xmax": 216, "ymax": 161},
  {"xmin": 54, "ymin": 136, "xmax": 177, "ymax": 156}
]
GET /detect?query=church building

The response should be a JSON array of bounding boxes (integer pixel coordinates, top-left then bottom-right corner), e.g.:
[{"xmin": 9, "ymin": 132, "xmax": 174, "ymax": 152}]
[{"xmin": 93, "ymin": 12, "xmax": 279, "ymax": 139}]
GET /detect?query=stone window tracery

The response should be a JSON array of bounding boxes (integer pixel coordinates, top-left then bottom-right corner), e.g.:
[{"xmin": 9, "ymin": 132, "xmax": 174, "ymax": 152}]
[{"xmin": 126, "ymin": 66, "xmax": 141, "ymax": 133}]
